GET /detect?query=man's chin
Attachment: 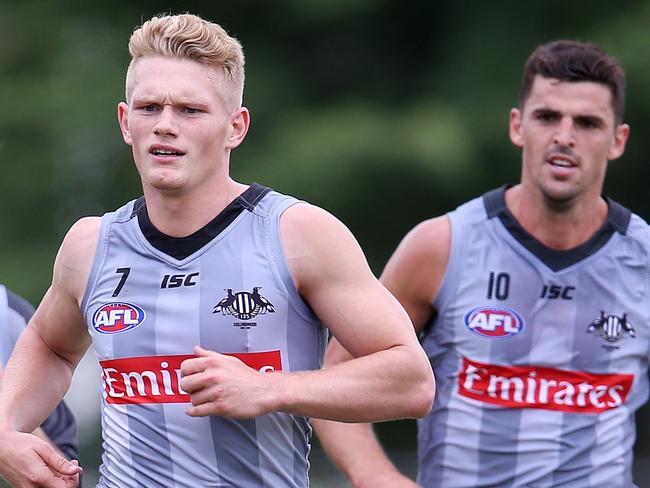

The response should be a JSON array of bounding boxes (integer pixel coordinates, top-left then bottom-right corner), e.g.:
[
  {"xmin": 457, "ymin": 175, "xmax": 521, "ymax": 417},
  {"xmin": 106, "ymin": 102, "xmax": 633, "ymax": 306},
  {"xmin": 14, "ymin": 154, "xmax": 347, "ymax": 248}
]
[
  {"xmin": 146, "ymin": 177, "xmax": 185, "ymax": 193},
  {"xmin": 540, "ymin": 186, "xmax": 581, "ymax": 211}
]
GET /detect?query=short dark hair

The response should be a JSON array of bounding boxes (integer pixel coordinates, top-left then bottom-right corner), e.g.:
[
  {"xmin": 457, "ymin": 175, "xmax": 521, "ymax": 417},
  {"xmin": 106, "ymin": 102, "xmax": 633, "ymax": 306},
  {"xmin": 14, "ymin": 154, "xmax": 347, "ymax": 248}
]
[{"xmin": 519, "ymin": 40, "xmax": 626, "ymax": 123}]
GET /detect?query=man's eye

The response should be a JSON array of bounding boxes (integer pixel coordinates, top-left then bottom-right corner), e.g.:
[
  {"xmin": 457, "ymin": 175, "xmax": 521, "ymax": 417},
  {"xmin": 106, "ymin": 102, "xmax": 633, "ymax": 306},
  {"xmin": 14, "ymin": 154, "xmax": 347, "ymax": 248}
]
[
  {"xmin": 184, "ymin": 107, "xmax": 200, "ymax": 114},
  {"xmin": 537, "ymin": 112, "xmax": 558, "ymax": 122},
  {"xmin": 142, "ymin": 104, "xmax": 158, "ymax": 112},
  {"xmin": 577, "ymin": 118, "xmax": 599, "ymax": 129}
]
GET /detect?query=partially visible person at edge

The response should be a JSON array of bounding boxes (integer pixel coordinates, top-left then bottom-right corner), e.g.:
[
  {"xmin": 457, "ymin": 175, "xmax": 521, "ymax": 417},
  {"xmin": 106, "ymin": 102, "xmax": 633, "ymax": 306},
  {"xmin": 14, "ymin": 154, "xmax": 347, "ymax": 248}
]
[
  {"xmin": 0, "ymin": 13, "xmax": 434, "ymax": 488},
  {"xmin": 313, "ymin": 40, "xmax": 646, "ymax": 488},
  {"xmin": 0, "ymin": 283, "xmax": 80, "ymax": 487}
]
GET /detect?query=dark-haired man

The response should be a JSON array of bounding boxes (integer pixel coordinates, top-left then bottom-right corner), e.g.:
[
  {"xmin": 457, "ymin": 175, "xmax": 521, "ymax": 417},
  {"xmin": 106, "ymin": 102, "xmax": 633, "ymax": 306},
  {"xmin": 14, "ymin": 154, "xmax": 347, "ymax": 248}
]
[{"xmin": 314, "ymin": 40, "xmax": 646, "ymax": 487}]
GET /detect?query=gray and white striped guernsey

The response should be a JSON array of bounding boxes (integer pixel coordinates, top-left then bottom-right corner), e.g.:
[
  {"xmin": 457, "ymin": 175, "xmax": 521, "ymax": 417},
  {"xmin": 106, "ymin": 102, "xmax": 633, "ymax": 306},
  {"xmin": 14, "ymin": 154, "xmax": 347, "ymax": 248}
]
[
  {"xmin": 0, "ymin": 285, "xmax": 79, "ymax": 462},
  {"xmin": 418, "ymin": 186, "xmax": 650, "ymax": 488},
  {"xmin": 81, "ymin": 184, "xmax": 327, "ymax": 488}
]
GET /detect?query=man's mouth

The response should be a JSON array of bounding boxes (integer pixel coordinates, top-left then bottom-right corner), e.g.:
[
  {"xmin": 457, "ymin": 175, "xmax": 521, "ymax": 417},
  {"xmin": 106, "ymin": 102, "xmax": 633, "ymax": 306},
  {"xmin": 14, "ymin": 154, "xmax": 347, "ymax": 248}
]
[
  {"xmin": 546, "ymin": 150, "xmax": 578, "ymax": 168},
  {"xmin": 150, "ymin": 147, "xmax": 185, "ymax": 157},
  {"xmin": 149, "ymin": 144, "xmax": 185, "ymax": 157},
  {"xmin": 549, "ymin": 158, "xmax": 573, "ymax": 167}
]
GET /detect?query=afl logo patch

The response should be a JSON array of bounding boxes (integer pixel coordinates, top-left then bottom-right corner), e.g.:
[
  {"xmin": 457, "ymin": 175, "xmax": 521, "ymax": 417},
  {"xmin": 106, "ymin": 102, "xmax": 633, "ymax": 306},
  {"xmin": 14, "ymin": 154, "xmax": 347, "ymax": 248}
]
[
  {"xmin": 92, "ymin": 302, "xmax": 146, "ymax": 334},
  {"xmin": 464, "ymin": 306, "xmax": 524, "ymax": 338}
]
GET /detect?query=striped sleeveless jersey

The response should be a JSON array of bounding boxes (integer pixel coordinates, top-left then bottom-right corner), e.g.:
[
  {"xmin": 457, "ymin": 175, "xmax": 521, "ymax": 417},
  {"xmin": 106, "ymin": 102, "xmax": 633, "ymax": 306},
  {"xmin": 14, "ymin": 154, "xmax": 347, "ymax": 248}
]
[
  {"xmin": 418, "ymin": 186, "xmax": 650, "ymax": 487},
  {"xmin": 81, "ymin": 184, "xmax": 326, "ymax": 487},
  {"xmin": 0, "ymin": 285, "xmax": 79, "ymax": 462}
]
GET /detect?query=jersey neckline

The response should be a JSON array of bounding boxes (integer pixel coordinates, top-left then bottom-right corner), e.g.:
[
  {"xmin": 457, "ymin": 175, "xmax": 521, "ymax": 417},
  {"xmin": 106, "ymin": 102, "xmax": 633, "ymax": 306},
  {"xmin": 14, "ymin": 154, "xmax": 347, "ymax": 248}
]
[
  {"xmin": 483, "ymin": 185, "xmax": 631, "ymax": 272},
  {"xmin": 132, "ymin": 183, "xmax": 271, "ymax": 260}
]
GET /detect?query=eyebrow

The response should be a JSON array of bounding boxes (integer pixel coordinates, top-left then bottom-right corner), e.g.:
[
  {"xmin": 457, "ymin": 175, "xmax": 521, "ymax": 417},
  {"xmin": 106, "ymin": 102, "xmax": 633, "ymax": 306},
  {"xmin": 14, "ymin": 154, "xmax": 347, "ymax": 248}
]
[
  {"xmin": 531, "ymin": 108, "xmax": 559, "ymax": 116},
  {"xmin": 531, "ymin": 107, "xmax": 606, "ymax": 125},
  {"xmin": 131, "ymin": 96, "xmax": 211, "ymax": 108},
  {"xmin": 574, "ymin": 114, "xmax": 606, "ymax": 127}
]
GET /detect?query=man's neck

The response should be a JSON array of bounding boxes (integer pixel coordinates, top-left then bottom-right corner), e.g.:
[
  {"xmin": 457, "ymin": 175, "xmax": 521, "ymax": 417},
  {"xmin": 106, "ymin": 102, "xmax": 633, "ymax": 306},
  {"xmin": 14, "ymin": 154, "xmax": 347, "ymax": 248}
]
[
  {"xmin": 143, "ymin": 179, "xmax": 248, "ymax": 237},
  {"xmin": 504, "ymin": 184, "xmax": 608, "ymax": 250}
]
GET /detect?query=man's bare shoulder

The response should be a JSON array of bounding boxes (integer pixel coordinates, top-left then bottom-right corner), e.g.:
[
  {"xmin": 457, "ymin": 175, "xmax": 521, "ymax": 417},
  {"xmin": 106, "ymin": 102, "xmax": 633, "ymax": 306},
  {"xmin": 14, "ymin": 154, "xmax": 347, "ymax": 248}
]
[
  {"xmin": 62, "ymin": 216, "xmax": 102, "ymax": 247},
  {"xmin": 279, "ymin": 202, "xmax": 377, "ymax": 299},
  {"xmin": 279, "ymin": 203, "xmax": 363, "ymax": 267},
  {"xmin": 280, "ymin": 202, "xmax": 353, "ymax": 244},
  {"xmin": 381, "ymin": 215, "xmax": 450, "ymax": 329},
  {"xmin": 390, "ymin": 215, "xmax": 450, "ymax": 270},
  {"xmin": 55, "ymin": 217, "xmax": 102, "ymax": 302},
  {"xmin": 28, "ymin": 217, "xmax": 100, "ymax": 356}
]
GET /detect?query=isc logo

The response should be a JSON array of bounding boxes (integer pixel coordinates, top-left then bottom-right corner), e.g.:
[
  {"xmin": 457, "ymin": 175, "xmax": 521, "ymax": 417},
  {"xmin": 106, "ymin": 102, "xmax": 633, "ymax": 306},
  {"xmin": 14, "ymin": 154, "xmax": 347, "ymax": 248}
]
[
  {"xmin": 93, "ymin": 302, "xmax": 146, "ymax": 335},
  {"xmin": 464, "ymin": 306, "xmax": 524, "ymax": 338},
  {"xmin": 161, "ymin": 272, "xmax": 199, "ymax": 289}
]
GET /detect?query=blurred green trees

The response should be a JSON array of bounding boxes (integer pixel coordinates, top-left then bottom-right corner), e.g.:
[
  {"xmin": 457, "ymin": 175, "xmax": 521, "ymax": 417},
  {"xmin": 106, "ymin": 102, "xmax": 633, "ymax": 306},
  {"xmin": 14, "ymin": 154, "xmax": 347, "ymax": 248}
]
[{"xmin": 2, "ymin": 1, "xmax": 648, "ymax": 301}]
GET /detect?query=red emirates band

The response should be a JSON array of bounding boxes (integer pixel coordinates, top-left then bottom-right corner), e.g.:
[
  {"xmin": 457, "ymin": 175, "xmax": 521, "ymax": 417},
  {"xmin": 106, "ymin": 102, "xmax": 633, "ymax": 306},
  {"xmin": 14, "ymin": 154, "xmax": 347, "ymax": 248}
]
[
  {"xmin": 458, "ymin": 356, "xmax": 633, "ymax": 413},
  {"xmin": 100, "ymin": 351, "xmax": 282, "ymax": 405}
]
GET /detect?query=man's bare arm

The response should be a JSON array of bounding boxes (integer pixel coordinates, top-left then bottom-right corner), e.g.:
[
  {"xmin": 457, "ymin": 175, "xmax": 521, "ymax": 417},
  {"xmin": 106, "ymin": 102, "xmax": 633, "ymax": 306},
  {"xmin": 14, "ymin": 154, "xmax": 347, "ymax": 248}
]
[
  {"xmin": 313, "ymin": 216, "xmax": 450, "ymax": 487},
  {"xmin": 0, "ymin": 217, "xmax": 100, "ymax": 487},
  {"xmin": 181, "ymin": 204, "xmax": 436, "ymax": 422}
]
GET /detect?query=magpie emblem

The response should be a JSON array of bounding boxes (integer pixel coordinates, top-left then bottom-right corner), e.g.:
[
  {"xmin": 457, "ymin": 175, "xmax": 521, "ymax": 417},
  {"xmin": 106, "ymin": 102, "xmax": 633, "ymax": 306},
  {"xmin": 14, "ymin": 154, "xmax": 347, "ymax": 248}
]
[
  {"xmin": 587, "ymin": 311, "xmax": 635, "ymax": 349},
  {"xmin": 213, "ymin": 287, "xmax": 275, "ymax": 320}
]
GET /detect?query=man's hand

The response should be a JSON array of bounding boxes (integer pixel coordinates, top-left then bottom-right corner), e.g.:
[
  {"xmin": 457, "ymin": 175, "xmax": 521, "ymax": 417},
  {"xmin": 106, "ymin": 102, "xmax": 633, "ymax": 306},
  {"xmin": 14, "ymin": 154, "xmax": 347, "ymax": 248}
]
[
  {"xmin": 180, "ymin": 346, "xmax": 275, "ymax": 419},
  {"xmin": 0, "ymin": 431, "xmax": 81, "ymax": 488}
]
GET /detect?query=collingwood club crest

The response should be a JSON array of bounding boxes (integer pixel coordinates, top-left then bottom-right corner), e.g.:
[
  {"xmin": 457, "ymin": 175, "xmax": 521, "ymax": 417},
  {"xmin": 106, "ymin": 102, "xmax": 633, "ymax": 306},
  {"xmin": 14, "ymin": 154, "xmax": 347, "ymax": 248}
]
[
  {"xmin": 213, "ymin": 287, "xmax": 275, "ymax": 322},
  {"xmin": 587, "ymin": 311, "xmax": 635, "ymax": 350}
]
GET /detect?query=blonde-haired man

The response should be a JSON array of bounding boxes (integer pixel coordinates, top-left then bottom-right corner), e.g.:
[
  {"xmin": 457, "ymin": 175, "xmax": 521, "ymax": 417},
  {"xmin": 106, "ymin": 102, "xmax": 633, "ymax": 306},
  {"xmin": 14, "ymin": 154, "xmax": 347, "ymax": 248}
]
[
  {"xmin": 125, "ymin": 14, "xmax": 245, "ymax": 112},
  {"xmin": 0, "ymin": 13, "xmax": 434, "ymax": 488}
]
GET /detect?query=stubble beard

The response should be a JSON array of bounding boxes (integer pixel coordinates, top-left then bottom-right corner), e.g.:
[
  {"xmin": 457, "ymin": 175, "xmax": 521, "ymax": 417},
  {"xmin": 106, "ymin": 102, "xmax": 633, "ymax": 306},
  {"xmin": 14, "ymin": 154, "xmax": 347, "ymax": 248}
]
[{"xmin": 538, "ymin": 181, "xmax": 583, "ymax": 213}]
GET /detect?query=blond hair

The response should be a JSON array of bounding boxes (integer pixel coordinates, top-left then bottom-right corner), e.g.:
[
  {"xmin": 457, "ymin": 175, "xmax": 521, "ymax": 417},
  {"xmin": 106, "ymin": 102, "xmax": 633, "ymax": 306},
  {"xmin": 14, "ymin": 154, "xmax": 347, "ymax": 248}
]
[{"xmin": 125, "ymin": 14, "xmax": 245, "ymax": 110}]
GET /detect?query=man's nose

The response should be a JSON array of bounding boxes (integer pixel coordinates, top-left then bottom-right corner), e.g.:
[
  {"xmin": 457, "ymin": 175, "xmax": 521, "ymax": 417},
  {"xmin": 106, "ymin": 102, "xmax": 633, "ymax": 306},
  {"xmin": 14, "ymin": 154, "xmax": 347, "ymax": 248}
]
[
  {"xmin": 553, "ymin": 117, "xmax": 575, "ymax": 148},
  {"xmin": 153, "ymin": 107, "xmax": 178, "ymax": 136}
]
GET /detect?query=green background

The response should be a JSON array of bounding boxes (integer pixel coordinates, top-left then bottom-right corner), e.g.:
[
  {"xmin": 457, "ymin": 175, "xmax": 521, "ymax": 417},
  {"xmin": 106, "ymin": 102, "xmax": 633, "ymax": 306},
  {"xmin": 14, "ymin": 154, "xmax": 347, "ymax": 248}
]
[{"xmin": 1, "ymin": 1, "xmax": 649, "ymax": 485}]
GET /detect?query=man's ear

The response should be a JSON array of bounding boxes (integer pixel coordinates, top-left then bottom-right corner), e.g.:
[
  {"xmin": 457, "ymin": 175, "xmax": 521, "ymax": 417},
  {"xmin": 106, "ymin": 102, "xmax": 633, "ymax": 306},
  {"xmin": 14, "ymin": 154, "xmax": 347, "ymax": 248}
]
[
  {"xmin": 608, "ymin": 123, "xmax": 630, "ymax": 161},
  {"xmin": 226, "ymin": 107, "xmax": 250, "ymax": 150},
  {"xmin": 117, "ymin": 102, "xmax": 132, "ymax": 146},
  {"xmin": 509, "ymin": 108, "xmax": 524, "ymax": 148}
]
